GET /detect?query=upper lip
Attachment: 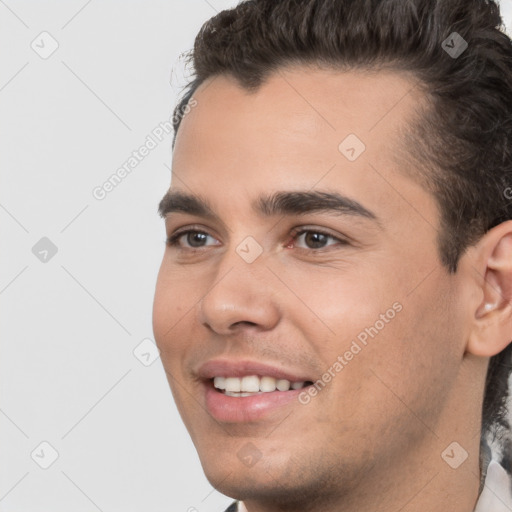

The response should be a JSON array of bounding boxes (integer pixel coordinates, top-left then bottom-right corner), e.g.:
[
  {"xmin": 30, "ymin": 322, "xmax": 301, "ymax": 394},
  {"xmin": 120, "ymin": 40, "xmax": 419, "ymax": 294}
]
[{"xmin": 197, "ymin": 359, "xmax": 315, "ymax": 383}]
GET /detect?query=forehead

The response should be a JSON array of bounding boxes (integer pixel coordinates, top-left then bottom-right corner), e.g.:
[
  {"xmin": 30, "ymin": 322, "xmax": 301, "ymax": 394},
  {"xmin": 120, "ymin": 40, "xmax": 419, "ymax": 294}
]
[
  {"xmin": 171, "ymin": 66, "xmax": 435, "ymax": 228},
  {"xmin": 176, "ymin": 65, "xmax": 422, "ymax": 144},
  {"xmin": 174, "ymin": 65, "xmax": 423, "ymax": 169}
]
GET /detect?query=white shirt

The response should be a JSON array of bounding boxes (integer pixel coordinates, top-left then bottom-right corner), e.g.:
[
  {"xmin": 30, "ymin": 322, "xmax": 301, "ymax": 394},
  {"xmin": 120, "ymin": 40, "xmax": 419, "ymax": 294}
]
[
  {"xmin": 474, "ymin": 459, "xmax": 512, "ymax": 512},
  {"xmin": 228, "ymin": 461, "xmax": 512, "ymax": 511}
]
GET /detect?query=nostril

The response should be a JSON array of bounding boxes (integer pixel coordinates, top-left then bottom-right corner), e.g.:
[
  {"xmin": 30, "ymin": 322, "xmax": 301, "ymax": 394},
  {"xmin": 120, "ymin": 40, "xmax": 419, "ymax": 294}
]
[{"xmin": 231, "ymin": 321, "xmax": 258, "ymax": 329}]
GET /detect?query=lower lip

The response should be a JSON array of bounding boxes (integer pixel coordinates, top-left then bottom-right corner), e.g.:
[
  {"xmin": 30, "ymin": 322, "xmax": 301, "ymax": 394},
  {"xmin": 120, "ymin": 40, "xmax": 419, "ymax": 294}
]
[{"xmin": 204, "ymin": 381, "xmax": 308, "ymax": 423}]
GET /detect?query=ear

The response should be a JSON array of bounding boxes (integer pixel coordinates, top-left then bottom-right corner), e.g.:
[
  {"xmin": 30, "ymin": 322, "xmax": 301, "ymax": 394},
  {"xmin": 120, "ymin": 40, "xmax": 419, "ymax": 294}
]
[{"xmin": 465, "ymin": 220, "xmax": 512, "ymax": 357}]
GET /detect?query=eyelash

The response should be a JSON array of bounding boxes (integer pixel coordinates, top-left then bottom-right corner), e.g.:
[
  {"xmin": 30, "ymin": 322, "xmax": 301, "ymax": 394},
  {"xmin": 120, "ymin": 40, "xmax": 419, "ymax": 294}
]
[{"xmin": 166, "ymin": 226, "xmax": 349, "ymax": 252}]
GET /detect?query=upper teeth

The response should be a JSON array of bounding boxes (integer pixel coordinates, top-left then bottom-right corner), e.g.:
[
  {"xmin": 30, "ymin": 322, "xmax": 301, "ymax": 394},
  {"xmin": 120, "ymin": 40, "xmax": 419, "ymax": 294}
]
[{"xmin": 213, "ymin": 375, "xmax": 307, "ymax": 393}]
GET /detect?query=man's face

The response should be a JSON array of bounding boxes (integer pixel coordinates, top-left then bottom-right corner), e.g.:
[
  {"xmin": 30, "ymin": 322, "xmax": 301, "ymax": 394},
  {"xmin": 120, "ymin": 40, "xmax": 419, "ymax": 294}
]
[{"xmin": 153, "ymin": 67, "xmax": 469, "ymax": 502}]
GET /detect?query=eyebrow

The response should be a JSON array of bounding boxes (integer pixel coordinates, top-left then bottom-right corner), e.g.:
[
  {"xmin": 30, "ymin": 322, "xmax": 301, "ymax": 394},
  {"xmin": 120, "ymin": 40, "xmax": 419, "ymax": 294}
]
[{"xmin": 158, "ymin": 189, "xmax": 381, "ymax": 226}]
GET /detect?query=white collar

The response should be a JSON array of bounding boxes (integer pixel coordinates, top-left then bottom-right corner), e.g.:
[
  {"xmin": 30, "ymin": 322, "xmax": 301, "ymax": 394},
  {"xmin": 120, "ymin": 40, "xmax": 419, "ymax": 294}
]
[{"xmin": 474, "ymin": 459, "xmax": 512, "ymax": 512}]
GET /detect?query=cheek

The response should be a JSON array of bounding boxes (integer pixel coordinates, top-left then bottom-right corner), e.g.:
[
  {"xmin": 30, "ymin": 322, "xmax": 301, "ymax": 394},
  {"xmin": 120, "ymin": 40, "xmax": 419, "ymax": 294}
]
[
  {"xmin": 152, "ymin": 266, "xmax": 190, "ymax": 363},
  {"xmin": 287, "ymin": 260, "xmax": 461, "ymax": 425},
  {"xmin": 356, "ymin": 276, "xmax": 463, "ymax": 431},
  {"xmin": 283, "ymin": 261, "xmax": 394, "ymax": 356},
  {"xmin": 152, "ymin": 271, "xmax": 201, "ymax": 427},
  {"xmin": 152, "ymin": 274, "xmax": 171, "ymax": 346}
]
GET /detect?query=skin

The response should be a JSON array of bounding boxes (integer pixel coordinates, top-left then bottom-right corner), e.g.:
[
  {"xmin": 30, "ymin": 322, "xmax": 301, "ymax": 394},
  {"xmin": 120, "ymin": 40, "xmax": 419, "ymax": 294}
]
[{"xmin": 152, "ymin": 66, "xmax": 512, "ymax": 512}]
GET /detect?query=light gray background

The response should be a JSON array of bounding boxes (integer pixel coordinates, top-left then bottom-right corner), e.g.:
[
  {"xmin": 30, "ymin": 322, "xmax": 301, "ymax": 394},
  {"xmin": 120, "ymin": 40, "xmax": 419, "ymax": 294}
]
[{"xmin": 1, "ymin": 1, "xmax": 511, "ymax": 511}]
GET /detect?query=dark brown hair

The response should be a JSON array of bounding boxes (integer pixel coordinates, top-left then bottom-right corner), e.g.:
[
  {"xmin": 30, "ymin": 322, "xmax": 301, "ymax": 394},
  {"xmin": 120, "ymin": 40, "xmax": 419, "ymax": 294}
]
[{"xmin": 170, "ymin": 0, "xmax": 512, "ymax": 439}]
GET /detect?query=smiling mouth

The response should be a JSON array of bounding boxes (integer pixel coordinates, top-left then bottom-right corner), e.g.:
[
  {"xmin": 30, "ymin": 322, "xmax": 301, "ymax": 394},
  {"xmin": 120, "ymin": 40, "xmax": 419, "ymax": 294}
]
[{"xmin": 211, "ymin": 375, "xmax": 314, "ymax": 397}]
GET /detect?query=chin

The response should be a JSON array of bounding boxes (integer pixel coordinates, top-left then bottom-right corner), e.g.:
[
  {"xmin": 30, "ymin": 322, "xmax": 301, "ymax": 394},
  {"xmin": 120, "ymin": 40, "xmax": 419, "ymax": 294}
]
[
  {"xmin": 203, "ymin": 463, "xmax": 337, "ymax": 511},
  {"xmin": 201, "ymin": 467, "xmax": 290, "ymax": 502}
]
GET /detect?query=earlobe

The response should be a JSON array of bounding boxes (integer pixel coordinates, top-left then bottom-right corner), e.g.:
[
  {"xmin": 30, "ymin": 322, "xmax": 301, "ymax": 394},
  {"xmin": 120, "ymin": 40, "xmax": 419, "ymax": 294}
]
[{"xmin": 466, "ymin": 222, "xmax": 512, "ymax": 357}]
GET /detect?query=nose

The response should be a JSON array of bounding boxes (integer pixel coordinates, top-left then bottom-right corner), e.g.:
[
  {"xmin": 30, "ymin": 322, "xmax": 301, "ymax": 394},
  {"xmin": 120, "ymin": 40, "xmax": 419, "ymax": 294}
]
[{"xmin": 198, "ymin": 249, "xmax": 281, "ymax": 335}]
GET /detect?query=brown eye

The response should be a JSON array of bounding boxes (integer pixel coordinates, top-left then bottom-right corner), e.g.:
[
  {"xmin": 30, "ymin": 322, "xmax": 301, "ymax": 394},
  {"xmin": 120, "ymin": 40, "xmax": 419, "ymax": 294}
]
[
  {"xmin": 167, "ymin": 229, "xmax": 219, "ymax": 249},
  {"xmin": 186, "ymin": 232, "xmax": 208, "ymax": 247},
  {"xmin": 303, "ymin": 232, "xmax": 330, "ymax": 249},
  {"xmin": 291, "ymin": 229, "xmax": 347, "ymax": 250}
]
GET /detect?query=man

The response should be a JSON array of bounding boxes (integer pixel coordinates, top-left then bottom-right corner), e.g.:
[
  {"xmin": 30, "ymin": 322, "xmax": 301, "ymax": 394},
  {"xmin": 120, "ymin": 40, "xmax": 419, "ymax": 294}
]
[{"xmin": 152, "ymin": 0, "xmax": 512, "ymax": 510}]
